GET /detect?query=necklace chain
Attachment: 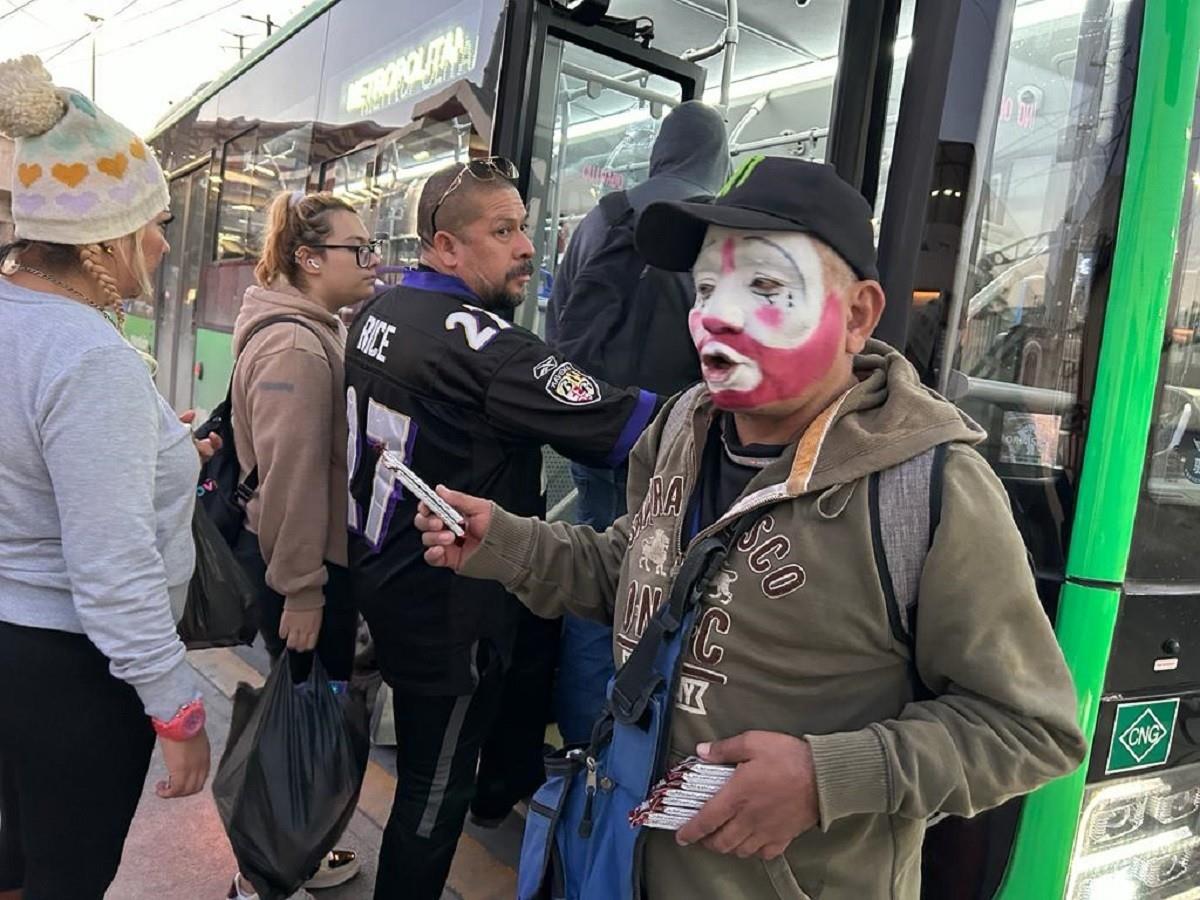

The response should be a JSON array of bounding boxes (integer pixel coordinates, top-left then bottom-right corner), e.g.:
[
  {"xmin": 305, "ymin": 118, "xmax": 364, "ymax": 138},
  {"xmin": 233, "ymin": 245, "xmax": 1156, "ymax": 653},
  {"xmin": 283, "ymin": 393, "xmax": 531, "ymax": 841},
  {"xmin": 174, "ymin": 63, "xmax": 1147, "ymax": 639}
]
[{"xmin": 10, "ymin": 265, "xmax": 122, "ymax": 329}]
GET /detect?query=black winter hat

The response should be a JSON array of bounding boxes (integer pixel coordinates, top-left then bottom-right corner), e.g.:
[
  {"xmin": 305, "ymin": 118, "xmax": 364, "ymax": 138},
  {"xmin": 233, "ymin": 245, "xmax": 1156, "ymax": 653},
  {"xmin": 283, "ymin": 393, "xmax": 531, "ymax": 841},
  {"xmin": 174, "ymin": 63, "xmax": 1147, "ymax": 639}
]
[{"xmin": 635, "ymin": 156, "xmax": 879, "ymax": 281}]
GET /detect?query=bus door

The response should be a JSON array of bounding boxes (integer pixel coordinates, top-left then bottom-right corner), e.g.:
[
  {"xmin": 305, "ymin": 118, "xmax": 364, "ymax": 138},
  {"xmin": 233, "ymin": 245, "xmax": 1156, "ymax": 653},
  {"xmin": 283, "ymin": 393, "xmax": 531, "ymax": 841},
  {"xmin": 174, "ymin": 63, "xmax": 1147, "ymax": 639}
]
[
  {"xmin": 1059, "ymin": 43, "xmax": 1200, "ymax": 900},
  {"xmin": 494, "ymin": 0, "xmax": 906, "ymax": 515},
  {"xmin": 491, "ymin": 4, "xmax": 704, "ymax": 517},
  {"xmin": 494, "ymin": 5, "xmax": 705, "ymax": 338},
  {"xmin": 154, "ymin": 157, "xmax": 211, "ymax": 412},
  {"xmin": 880, "ymin": 1, "xmax": 1200, "ymax": 897}
]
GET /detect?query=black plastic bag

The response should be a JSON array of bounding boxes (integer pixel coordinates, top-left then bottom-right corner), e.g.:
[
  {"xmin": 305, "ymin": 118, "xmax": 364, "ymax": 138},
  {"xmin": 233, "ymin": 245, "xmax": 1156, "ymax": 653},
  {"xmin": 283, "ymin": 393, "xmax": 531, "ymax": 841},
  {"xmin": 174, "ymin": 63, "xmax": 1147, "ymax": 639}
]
[
  {"xmin": 178, "ymin": 504, "xmax": 258, "ymax": 649},
  {"xmin": 212, "ymin": 654, "xmax": 369, "ymax": 900}
]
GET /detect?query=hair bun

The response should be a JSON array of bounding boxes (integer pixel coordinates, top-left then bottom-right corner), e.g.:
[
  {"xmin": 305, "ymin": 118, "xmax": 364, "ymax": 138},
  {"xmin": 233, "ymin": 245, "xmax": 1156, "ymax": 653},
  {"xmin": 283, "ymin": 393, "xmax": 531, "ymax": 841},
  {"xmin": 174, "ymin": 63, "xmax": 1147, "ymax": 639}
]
[{"xmin": 0, "ymin": 56, "xmax": 66, "ymax": 139}]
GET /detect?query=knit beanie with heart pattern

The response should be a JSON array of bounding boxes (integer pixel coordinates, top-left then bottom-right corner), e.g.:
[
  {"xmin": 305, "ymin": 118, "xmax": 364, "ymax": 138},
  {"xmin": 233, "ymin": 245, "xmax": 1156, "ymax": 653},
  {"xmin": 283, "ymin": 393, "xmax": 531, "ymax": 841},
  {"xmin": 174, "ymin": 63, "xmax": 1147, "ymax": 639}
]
[{"xmin": 0, "ymin": 55, "xmax": 168, "ymax": 245}]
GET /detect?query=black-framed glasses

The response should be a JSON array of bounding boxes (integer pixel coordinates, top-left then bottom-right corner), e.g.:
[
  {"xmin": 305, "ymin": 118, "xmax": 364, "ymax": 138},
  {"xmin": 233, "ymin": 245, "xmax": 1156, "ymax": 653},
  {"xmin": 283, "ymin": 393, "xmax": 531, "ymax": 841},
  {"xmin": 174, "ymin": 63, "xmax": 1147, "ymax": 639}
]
[
  {"xmin": 307, "ymin": 239, "xmax": 382, "ymax": 268},
  {"xmin": 429, "ymin": 157, "xmax": 520, "ymax": 236}
]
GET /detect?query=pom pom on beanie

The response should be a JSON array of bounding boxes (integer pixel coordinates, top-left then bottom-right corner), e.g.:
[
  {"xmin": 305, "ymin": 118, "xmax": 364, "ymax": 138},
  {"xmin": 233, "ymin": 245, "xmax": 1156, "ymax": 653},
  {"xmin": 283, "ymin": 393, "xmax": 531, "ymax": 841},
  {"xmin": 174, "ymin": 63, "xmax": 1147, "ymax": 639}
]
[{"xmin": 0, "ymin": 55, "xmax": 65, "ymax": 139}]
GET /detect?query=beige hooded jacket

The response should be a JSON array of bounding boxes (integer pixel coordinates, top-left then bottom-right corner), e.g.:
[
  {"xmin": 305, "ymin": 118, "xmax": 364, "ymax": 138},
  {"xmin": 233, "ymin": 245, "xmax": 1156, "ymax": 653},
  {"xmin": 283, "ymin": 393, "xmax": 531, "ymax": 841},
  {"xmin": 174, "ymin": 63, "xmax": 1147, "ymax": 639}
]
[
  {"xmin": 231, "ymin": 281, "xmax": 348, "ymax": 611},
  {"xmin": 460, "ymin": 341, "xmax": 1086, "ymax": 899}
]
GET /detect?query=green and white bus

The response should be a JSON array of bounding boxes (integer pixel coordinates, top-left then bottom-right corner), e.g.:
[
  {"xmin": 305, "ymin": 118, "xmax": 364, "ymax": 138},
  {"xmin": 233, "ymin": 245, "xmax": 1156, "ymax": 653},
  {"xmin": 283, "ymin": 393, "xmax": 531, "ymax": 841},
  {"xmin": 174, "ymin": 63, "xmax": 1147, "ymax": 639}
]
[{"xmin": 140, "ymin": 0, "xmax": 1200, "ymax": 896}]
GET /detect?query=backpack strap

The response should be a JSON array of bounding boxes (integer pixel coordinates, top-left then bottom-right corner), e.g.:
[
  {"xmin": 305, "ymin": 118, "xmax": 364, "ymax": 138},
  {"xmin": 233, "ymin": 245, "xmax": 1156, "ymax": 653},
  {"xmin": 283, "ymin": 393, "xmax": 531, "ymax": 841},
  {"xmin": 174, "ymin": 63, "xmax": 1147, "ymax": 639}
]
[
  {"xmin": 230, "ymin": 315, "xmax": 320, "ymax": 496},
  {"xmin": 654, "ymin": 384, "xmax": 706, "ymax": 472},
  {"xmin": 869, "ymin": 444, "xmax": 949, "ymax": 690},
  {"xmin": 596, "ymin": 190, "xmax": 634, "ymax": 227}
]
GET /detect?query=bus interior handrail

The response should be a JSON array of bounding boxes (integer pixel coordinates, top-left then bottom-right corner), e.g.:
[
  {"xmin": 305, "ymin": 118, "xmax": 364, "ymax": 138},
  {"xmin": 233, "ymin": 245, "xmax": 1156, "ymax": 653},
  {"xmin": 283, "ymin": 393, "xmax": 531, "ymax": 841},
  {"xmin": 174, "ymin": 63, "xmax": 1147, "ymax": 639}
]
[{"xmin": 945, "ymin": 370, "xmax": 1077, "ymax": 414}]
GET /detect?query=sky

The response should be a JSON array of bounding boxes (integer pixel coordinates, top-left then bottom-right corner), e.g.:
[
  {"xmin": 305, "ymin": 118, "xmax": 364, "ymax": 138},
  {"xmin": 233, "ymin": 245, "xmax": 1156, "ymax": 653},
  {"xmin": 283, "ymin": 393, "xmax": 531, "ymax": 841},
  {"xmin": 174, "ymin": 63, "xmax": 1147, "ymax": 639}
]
[{"xmin": 0, "ymin": 0, "xmax": 311, "ymax": 136}]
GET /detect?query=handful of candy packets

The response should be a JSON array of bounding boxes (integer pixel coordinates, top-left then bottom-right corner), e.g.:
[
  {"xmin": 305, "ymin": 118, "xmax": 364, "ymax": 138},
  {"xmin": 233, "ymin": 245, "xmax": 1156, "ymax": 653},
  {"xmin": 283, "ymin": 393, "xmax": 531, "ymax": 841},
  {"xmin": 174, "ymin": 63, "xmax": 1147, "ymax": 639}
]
[{"xmin": 628, "ymin": 756, "xmax": 736, "ymax": 830}]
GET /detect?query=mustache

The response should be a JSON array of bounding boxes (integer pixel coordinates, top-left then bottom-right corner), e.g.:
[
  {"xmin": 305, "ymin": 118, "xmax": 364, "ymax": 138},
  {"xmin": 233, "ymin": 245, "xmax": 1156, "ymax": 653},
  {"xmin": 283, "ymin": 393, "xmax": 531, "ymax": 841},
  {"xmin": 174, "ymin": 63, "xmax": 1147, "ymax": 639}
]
[{"xmin": 506, "ymin": 260, "xmax": 535, "ymax": 280}]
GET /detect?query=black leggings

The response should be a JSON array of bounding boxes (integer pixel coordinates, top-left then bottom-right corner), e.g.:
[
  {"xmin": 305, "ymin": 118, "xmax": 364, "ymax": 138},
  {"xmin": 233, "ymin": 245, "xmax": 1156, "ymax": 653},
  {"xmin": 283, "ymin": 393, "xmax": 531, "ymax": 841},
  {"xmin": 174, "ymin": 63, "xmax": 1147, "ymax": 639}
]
[
  {"xmin": 0, "ymin": 620, "xmax": 155, "ymax": 900},
  {"xmin": 233, "ymin": 529, "xmax": 357, "ymax": 682}
]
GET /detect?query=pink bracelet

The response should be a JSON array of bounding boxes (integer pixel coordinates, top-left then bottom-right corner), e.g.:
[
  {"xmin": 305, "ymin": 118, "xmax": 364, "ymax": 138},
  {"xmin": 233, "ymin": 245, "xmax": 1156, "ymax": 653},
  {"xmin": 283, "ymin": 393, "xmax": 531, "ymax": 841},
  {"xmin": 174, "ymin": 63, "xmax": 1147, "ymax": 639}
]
[{"xmin": 151, "ymin": 698, "xmax": 206, "ymax": 741}]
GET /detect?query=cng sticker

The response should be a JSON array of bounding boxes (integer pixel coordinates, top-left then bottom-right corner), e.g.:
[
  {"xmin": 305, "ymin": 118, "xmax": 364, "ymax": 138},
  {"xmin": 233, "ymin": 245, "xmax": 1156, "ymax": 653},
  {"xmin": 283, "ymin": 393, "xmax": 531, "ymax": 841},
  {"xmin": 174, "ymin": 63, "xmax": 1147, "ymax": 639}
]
[{"xmin": 1106, "ymin": 698, "xmax": 1180, "ymax": 774}]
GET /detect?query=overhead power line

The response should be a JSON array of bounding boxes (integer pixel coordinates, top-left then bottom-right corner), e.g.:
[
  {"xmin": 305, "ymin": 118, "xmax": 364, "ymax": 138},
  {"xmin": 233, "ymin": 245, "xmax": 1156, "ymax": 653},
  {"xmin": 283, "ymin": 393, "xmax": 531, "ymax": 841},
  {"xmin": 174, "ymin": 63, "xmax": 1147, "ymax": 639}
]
[
  {"xmin": 100, "ymin": 0, "xmax": 245, "ymax": 56},
  {"xmin": 0, "ymin": 0, "xmax": 39, "ymax": 23},
  {"xmin": 45, "ymin": 31, "xmax": 91, "ymax": 62},
  {"xmin": 125, "ymin": 0, "xmax": 193, "ymax": 23},
  {"xmin": 44, "ymin": 0, "xmax": 142, "ymax": 62}
]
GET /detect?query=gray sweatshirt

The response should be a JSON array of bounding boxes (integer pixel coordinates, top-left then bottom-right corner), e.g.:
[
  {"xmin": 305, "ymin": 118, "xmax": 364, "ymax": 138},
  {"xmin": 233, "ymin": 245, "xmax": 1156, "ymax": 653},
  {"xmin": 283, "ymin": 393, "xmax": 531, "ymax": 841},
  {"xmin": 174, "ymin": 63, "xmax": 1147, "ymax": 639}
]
[{"xmin": 0, "ymin": 278, "xmax": 199, "ymax": 721}]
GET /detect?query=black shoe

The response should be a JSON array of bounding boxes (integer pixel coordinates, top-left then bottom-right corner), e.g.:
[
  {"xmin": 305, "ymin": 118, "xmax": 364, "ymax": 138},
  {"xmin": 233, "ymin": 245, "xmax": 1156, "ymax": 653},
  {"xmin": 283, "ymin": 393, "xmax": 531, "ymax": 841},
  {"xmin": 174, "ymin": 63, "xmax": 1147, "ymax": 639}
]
[{"xmin": 468, "ymin": 808, "xmax": 511, "ymax": 829}]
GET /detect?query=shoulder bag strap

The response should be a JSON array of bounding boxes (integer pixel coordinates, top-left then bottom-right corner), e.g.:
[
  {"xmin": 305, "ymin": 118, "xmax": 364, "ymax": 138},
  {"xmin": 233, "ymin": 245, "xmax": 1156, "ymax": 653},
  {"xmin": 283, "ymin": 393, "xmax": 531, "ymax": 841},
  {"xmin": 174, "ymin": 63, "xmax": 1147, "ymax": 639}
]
[
  {"xmin": 233, "ymin": 315, "xmax": 321, "ymax": 495},
  {"xmin": 610, "ymin": 511, "xmax": 760, "ymax": 726}
]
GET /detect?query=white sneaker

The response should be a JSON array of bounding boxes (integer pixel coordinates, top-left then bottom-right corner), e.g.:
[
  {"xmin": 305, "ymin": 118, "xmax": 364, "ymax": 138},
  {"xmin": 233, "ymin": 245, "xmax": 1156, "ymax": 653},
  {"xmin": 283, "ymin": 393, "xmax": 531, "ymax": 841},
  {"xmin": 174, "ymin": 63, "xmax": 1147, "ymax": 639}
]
[
  {"xmin": 227, "ymin": 872, "xmax": 314, "ymax": 900},
  {"xmin": 303, "ymin": 849, "xmax": 361, "ymax": 890}
]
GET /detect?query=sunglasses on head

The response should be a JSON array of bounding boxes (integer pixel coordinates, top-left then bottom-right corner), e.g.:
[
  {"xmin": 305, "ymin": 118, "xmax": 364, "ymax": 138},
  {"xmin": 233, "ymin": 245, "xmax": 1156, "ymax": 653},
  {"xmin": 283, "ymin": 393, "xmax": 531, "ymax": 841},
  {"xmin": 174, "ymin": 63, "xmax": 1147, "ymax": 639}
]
[{"xmin": 429, "ymin": 157, "xmax": 520, "ymax": 236}]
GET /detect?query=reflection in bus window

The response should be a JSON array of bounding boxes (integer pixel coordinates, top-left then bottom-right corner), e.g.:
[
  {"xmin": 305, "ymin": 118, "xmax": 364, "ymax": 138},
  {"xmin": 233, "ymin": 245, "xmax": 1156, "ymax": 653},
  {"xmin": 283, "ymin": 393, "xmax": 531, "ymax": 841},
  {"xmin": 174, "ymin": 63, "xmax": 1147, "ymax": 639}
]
[
  {"xmin": 215, "ymin": 125, "xmax": 312, "ymax": 261},
  {"xmin": 1128, "ymin": 90, "xmax": 1200, "ymax": 585},
  {"xmin": 320, "ymin": 119, "xmax": 474, "ymax": 277},
  {"xmin": 944, "ymin": 1, "xmax": 1138, "ymax": 475}
]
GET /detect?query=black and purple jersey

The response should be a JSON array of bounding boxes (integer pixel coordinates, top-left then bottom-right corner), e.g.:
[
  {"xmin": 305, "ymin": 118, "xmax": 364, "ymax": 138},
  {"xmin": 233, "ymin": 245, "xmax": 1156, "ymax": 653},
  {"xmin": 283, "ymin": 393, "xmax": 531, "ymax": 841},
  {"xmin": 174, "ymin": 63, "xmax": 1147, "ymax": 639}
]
[{"xmin": 345, "ymin": 267, "xmax": 658, "ymax": 694}]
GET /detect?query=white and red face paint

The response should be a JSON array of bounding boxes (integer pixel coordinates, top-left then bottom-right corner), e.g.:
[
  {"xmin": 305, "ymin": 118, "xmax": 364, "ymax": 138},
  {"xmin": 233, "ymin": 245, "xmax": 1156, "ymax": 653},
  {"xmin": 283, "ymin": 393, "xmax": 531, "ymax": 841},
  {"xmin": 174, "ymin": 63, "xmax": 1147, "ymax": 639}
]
[{"xmin": 690, "ymin": 227, "xmax": 843, "ymax": 410}]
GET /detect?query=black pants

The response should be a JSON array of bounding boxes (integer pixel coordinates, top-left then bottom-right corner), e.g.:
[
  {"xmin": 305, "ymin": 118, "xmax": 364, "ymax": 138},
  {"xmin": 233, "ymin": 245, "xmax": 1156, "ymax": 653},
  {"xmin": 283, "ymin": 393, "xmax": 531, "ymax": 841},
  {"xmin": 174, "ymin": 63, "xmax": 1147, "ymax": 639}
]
[
  {"xmin": 0, "ymin": 621, "xmax": 156, "ymax": 900},
  {"xmin": 375, "ymin": 645, "xmax": 505, "ymax": 900},
  {"xmin": 234, "ymin": 529, "xmax": 357, "ymax": 682},
  {"xmin": 374, "ymin": 607, "xmax": 560, "ymax": 900},
  {"xmin": 473, "ymin": 606, "xmax": 560, "ymax": 820}
]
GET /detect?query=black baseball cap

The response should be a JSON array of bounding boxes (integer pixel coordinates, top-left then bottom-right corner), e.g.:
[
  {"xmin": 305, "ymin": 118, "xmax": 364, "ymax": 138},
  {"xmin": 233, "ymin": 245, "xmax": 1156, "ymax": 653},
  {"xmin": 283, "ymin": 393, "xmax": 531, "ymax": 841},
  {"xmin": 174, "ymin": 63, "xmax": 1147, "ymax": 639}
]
[{"xmin": 635, "ymin": 156, "xmax": 879, "ymax": 281}]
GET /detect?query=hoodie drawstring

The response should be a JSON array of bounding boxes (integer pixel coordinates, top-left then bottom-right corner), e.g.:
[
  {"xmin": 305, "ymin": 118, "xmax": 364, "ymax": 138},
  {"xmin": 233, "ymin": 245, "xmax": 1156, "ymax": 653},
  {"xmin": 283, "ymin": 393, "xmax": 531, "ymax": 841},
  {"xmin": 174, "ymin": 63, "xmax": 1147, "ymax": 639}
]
[{"xmin": 816, "ymin": 482, "xmax": 857, "ymax": 520}]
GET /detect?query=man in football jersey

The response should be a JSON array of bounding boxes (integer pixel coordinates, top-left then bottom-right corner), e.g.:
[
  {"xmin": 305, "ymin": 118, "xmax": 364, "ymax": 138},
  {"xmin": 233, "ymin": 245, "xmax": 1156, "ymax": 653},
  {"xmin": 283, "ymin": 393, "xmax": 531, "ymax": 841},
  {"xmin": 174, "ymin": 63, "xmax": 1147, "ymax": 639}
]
[{"xmin": 345, "ymin": 159, "xmax": 658, "ymax": 900}]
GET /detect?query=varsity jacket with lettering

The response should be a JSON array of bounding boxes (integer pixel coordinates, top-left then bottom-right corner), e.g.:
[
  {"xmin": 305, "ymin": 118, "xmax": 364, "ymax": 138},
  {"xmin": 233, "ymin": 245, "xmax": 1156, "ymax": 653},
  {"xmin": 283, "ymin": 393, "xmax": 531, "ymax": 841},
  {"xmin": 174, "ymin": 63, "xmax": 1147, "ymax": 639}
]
[{"xmin": 459, "ymin": 340, "xmax": 1086, "ymax": 899}]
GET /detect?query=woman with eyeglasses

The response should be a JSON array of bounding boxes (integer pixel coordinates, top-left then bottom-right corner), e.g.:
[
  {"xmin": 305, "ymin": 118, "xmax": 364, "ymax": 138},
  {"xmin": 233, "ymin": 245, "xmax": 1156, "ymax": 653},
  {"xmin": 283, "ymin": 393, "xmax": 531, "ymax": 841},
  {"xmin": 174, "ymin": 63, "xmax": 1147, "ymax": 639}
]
[{"xmin": 226, "ymin": 190, "xmax": 380, "ymax": 900}]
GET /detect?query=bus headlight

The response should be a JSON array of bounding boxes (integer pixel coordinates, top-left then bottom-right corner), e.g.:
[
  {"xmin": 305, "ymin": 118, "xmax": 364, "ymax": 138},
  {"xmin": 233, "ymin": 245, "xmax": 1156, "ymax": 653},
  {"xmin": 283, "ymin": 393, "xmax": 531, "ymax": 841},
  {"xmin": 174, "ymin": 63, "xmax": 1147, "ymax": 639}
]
[{"xmin": 1067, "ymin": 762, "xmax": 1200, "ymax": 899}]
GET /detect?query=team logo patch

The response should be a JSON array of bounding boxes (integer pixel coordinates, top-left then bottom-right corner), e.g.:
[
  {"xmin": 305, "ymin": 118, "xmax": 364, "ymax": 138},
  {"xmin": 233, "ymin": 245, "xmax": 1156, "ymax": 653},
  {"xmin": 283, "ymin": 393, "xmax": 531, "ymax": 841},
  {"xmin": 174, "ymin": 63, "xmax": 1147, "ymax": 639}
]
[
  {"xmin": 533, "ymin": 355, "xmax": 558, "ymax": 379},
  {"xmin": 546, "ymin": 363, "xmax": 601, "ymax": 406}
]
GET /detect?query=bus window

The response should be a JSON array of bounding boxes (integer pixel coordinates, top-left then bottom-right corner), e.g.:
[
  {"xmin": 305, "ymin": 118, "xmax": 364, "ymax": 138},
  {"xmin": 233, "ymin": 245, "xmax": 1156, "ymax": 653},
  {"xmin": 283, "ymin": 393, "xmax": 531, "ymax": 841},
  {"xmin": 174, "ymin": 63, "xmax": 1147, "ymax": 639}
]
[
  {"xmin": 321, "ymin": 144, "xmax": 378, "ymax": 222},
  {"xmin": 523, "ymin": 37, "xmax": 686, "ymax": 335},
  {"xmin": 937, "ymin": 1, "xmax": 1141, "ymax": 591},
  {"xmin": 214, "ymin": 124, "xmax": 313, "ymax": 264},
  {"xmin": 206, "ymin": 124, "xmax": 313, "ymax": 333},
  {"xmin": 321, "ymin": 119, "xmax": 477, "ymax": 278},
  {"xmin": 214, "ymin": 129, "xmax": 259, "ymax": 262},
  {"xmin": 873, "ymin": 0, "xmax": 917, "ymax": 220},
  {"xmin": 373, "ymin": 120, "xmax": 475, "ymax": 272},
  {"xmin": 1127, "ymin": 93, "xmax": 1200, "ymax": 587}
]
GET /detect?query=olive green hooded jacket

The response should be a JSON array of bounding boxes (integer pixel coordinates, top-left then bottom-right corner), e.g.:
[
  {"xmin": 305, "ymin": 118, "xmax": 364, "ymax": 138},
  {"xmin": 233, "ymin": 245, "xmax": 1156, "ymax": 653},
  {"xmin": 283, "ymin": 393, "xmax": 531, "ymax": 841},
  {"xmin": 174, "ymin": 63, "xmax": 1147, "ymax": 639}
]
[{"xmin": 462, "ymin": 341, "xmax": 1086, "ymax": 899}]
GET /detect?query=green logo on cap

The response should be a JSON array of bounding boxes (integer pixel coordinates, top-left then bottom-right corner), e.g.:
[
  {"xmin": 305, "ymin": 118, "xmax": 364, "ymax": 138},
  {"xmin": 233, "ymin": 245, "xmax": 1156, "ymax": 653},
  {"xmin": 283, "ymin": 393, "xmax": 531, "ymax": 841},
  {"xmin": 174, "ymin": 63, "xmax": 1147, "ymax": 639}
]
[{"xmin": 719, "ymin": 155, "xmax": 765, "ymax": 196}]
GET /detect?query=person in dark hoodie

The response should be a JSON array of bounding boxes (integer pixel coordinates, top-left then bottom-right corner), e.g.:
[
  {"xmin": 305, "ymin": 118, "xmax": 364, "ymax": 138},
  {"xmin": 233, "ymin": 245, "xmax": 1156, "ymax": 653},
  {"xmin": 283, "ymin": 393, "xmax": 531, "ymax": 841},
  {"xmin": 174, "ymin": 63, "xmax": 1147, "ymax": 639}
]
[{"xmin": 546, "ymin": 100, "xmax": 730, "ymax": 744}]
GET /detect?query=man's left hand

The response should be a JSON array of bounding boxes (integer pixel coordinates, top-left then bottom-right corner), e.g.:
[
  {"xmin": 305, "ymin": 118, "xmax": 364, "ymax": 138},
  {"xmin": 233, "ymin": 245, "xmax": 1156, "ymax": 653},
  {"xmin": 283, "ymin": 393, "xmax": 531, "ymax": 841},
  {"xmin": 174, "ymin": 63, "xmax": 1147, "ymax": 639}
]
[
  {"xmin": 180, "ymin": 409, "xmax": 222, "ymax": 463},
  {"xmin": 675, "ymin": 731, "xmax": 819, "ymax": 860}
]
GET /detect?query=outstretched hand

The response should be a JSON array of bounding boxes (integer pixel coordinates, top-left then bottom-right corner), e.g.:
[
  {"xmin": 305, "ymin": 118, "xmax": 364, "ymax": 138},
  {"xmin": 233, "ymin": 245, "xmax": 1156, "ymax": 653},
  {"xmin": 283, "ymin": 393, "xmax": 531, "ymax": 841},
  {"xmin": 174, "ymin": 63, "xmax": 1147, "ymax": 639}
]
[
  {"xmin": 675, "ymin": 731, "xmax": 820, "ymax": 860},
  {"xmin": 415, "ymin": 486, "xmax": 492, "ymax": 571}
]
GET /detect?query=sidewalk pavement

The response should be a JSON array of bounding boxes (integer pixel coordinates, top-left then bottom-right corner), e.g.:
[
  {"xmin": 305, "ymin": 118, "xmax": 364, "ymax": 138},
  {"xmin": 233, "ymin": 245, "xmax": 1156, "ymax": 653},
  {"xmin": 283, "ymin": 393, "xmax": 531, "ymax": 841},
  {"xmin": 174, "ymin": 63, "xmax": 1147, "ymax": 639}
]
[{"xmin": 107, "ymin": 647, "xmax": 522, "ymax": 900}]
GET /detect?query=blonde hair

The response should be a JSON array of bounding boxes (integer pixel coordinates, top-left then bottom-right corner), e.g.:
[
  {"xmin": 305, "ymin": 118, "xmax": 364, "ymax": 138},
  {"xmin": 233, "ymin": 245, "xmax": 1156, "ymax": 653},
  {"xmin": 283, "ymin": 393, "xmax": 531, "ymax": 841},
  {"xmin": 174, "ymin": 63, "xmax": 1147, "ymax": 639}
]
[
  {"xmin": 256, "ymin": 190, "xmax": 357, "ymax": 287},
  {"xmin": 5, "ymin": 223, "xmax": 160, "ymax": 369}
]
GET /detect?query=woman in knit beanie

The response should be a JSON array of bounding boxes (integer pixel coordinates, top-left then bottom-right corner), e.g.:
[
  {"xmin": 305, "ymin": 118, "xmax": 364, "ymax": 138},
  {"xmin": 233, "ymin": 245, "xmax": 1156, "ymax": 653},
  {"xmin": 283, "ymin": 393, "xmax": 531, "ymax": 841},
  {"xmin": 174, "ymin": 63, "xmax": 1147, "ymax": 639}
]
[{"xmin": 0, "ymin": 56, "xmax": 210, "ymax": 900}]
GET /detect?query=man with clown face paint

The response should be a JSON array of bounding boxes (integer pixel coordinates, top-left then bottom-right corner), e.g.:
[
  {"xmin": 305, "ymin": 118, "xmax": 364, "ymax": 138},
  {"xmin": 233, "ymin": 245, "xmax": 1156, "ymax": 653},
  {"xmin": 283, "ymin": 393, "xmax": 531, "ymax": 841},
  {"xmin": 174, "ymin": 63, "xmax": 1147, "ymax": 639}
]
[
  {"xmin": 690, "ymin": 229, "xmax": 852, "ymax": 411},
  {"xmin": 416, "ymin": 157, "xmax": 1085, "ymax": 899}
]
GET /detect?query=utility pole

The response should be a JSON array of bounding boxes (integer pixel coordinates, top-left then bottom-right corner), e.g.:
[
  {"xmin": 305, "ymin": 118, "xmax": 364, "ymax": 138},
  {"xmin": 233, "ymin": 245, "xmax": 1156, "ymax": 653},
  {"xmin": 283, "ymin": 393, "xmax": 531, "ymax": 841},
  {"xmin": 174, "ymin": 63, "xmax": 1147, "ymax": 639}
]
[
  {"xmin": 223, "ymin": 30, "xmax": 250, "ymax": 60},
  {"xmin": 85, "ymin": 12, "xmax": 103, "ymax": 100},
  {"xmin": 242, "ymin": 13, "xmax": 276, "ymax": 36}
]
